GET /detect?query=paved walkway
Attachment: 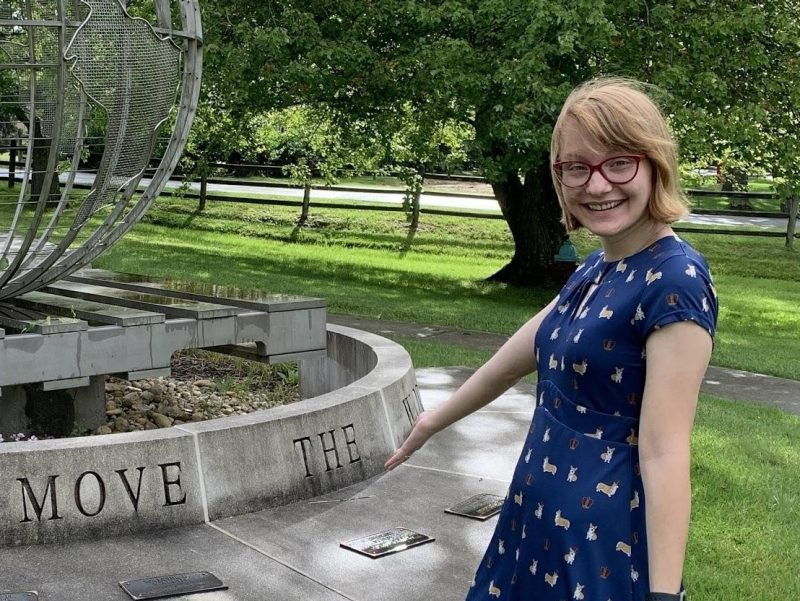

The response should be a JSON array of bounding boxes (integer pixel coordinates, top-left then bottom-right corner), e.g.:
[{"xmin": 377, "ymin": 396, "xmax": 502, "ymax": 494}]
[
  {"xmin": 330, "ymin": 314, "xmax": 800, "ymax": 416},
  {"xmin": 0, "ymin": 318, "xmax": 797, "ymax": 600}
]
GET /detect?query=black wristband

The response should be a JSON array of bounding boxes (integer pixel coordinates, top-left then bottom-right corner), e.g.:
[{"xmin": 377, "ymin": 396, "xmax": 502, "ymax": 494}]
[{"xmin": 646, "ymin": 593, "xmax": 685, "ymax": 601}]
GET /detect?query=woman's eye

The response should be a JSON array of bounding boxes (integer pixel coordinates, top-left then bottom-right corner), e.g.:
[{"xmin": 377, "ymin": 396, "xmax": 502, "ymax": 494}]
[
  {"xmin": 607, "ymin": 158, "xmax": 634, "ymax": 170},
  {"xmin": 564, "ymin": 163, "xmax": 589, "ymax": 173}
]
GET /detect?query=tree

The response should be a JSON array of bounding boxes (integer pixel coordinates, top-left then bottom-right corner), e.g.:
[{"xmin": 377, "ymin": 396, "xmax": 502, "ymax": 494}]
[
  {"xmin": 200, "ymin": 0, "xmax": 800, "ymax": 283},
  {"xmin": 201, "ymin": 1, "xmax": 613, "ymax": 284},
  {"xmin": 251, "ymin": 105, "xmax": 382, "ymax": 225},
  {"xmin": 602, "ymin": 0, "xmax": 800, "ymax": 216},
  {"xmin": 386, "ymin": 104, "xmax": 474, "ymax": 230}
]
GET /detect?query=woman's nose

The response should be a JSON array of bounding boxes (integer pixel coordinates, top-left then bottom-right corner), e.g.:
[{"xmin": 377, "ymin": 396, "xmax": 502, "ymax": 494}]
[{"xmin": 584, "ymin": 169, "xmax": 613, "ymax": 194}]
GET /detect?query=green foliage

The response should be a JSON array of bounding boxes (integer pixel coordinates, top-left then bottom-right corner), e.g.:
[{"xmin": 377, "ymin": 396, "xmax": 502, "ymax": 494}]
[
  {"xmin": 181, "ymin": 103, "xmax": 248, "ymax": 167},
  {"xmin": 251, "ymin": 105, "xmax": 383, "ymax": 185},
  {"xmin": 605, "ymin": 0, "xmax": 800, "ymax": 180},
  {"xmin": 195, "ymin": 0, "xmax": 800, "ymax": 280}
]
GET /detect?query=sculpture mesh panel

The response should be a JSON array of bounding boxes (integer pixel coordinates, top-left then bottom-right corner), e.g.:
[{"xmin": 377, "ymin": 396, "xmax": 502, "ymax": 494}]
[
  {"xmin": 67, "ymin": 0, "xmax": 180, "ymax": 223},
  {"xmin": 0, "ymin": 0, "xmax": 200, "ymax": 299}
]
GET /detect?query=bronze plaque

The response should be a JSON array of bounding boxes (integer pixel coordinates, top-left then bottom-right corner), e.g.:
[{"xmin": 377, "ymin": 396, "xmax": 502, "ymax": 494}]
[
  {"xmin": 0, "ymin": 594, "xmax": 38, "ymax": 601},
  {"xmin": 119, "ymin": 571, "xmax": 226, "ymax": 600},
  {"xmin": 444, "ymin": 493, "xmax": 504, "ymax": 520},
  {"xmin": 340, "ymin": 527, "xmax": 434, "ymax": 558}
]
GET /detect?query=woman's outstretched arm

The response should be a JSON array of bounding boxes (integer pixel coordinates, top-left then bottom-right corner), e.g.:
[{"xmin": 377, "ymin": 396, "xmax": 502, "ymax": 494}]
[{"xmin": 384, "ymin": 297, "xmax": 558, "ymax": 471}]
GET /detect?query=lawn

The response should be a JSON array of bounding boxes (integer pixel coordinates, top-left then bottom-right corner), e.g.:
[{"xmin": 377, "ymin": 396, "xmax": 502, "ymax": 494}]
[{"xmin": 687, "ymin": 393, "xmax": 800, "ymax": 598}]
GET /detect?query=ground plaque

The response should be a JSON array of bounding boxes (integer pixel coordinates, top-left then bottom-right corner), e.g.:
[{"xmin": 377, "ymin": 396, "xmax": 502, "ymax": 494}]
[
  {"xmin": 444, "ymin": 493, "xmax": 504, "ymax": 520},
  {"xmin": 340, "ymin": 527, "xmax": 434, "ymax": 558},
  {"xmin": 118, "ymin": 572, "xmax": 226, "ymax": 600},
  {"xmin": 0, "ymin": 593, "xmax": 38, "ymax": 601}
]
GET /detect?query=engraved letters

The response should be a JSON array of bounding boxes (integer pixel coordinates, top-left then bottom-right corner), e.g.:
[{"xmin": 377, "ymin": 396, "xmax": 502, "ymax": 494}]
[
  {"xmin": 13, "ymin": 462, "xmax": 187, "ymax": 524},
  {"xmin": 342, "ymin": 424, "xmax": 361, "ymax": 464},
  {"xmin": 293, "ymin": 424, "xmax": 362, "ymax": 479},
  {"xmin": 18, "ymin": 475, "xmax": 62, "ymax": 523},
  {"xmin": 293, "ymin": 437, "xmax": 314, "ymax": 478},
  {"xmin": 401, "ymin": 388, "xmax": 421, "ymax": 426},
  {"xmin": 116, "ymin": 466, "xmax": 146, "ymax": 512},
  {"xmin": 159, "ymin": 462, "xmax": 187, "ymax": 507},
  {"xmin": 74, "ymin": 471, "xmax": 106, "ymax": 517},
  {"xmin": 319, "ymin": 430, "xmax": 342, "ymax": 472}
]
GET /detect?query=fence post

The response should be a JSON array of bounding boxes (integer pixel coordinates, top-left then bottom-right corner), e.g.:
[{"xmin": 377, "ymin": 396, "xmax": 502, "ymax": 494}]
[
  {"xmin": 8, "ymin": 138, "xmax": 16, "ymax": 188},
  {"xmin": 198, "ymin": 161, "xmax": 208, "ymax": 212}
]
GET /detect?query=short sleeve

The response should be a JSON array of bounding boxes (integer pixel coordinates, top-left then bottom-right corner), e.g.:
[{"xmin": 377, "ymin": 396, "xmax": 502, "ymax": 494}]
[{"xmin": 634, "ymin": 255, "xmax": 718, "ymax": 340}]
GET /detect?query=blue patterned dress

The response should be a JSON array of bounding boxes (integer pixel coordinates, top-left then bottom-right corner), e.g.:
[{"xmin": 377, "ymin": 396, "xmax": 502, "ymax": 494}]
[{"xmin": 465, "ymin": 235, "xmax": 718, "ymax": 601}]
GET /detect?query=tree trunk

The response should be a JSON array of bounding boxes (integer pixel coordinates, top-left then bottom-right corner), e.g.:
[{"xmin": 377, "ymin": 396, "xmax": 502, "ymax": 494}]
[
  {"xmin": 298, "ymin": 182, "xmax": 311, "ymax": 225},
  {"xmin": 719, "ymin": 166, "xmax": 750, "ymax": 209},
  {"xmin": 786, "ymin": 194, "xmax": 798, "ymax": 248},
  {"xmin": 488, "ymin": 155, "xmax": 568, "ymax": 286},
  {"xmin": 409, "ymin": 185, "xmax": 421, "ymax": 230},
  {"xmin": 199, "ymin": 169, "xmax": 208, "ymax": 212}
]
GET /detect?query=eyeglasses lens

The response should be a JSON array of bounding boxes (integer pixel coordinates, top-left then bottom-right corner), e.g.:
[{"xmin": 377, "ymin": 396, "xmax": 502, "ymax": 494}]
[{"xmin": 559, "ymin": 156, "xmax": 639, "ymax": 187}]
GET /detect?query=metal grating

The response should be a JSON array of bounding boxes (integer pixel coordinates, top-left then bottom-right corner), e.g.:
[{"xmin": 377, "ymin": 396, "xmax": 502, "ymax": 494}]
[{"xmin": 0, "ymin": 0, "xmax": 202, "ymax": 299}]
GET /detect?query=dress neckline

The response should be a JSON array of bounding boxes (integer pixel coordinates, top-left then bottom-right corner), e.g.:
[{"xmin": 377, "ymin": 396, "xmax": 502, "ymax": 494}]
[{"xmin": 599, "ymin": 232, "xmax": 677, "ymax": 264}]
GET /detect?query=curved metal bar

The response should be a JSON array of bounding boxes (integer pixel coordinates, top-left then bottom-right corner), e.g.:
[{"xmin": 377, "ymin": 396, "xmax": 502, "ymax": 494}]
[
  {"xmin": 20, "ymin": 88, "xmax": 88, "ymax": 267},
  {"xmin": 0, "ymin": 0, "xmax": 70, "ymax": 299},
  {"xmin": 86, "ymin": 0, "xmax": 202, "ymax": 259}
]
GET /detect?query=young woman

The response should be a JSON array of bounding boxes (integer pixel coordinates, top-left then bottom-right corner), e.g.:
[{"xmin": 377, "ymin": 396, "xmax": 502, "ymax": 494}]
[{"xmin": 385, "ymin": 78, "xmax": 717, "ymax": 601}]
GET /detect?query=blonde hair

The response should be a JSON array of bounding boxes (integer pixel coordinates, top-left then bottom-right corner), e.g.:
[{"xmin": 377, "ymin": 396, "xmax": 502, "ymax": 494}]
[{"xmin": 550, "ymin": 77, "xmax": 688, "ymax": 232}]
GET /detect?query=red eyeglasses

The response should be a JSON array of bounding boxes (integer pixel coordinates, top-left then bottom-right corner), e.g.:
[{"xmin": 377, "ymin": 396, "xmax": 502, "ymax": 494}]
[{"xmin": 553, "ymin": 154, "xmax": 646, "ymax": 188}]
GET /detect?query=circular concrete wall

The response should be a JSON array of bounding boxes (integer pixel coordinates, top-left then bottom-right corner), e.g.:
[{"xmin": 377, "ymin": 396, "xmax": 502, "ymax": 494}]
[{"xmin": 0, "ymin": 325, "xmax": 421, "ymax": 546}]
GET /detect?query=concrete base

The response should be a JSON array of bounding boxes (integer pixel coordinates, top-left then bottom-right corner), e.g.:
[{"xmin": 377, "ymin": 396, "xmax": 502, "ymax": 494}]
[
  {"xmin": 0, "ymin": 386, "xmax": 28, "ymax": 440},
  {"xmin": 0, "ymin": 366, "xmax": 796, "ymax": 600},
  {"xmin": 0, "ymin": 325, "xmax": 419, "ymax": 546}
]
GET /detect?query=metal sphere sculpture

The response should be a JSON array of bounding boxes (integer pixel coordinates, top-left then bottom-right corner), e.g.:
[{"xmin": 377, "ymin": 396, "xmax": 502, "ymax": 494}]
[{"xmin": 0, "ymin": 0, "xmax": 201, "ymax": 300}]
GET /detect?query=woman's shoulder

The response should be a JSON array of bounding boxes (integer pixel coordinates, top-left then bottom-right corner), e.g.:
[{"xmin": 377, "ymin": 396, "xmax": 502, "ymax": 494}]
[{"xmin": 638, "ymin": 235, "xmax": 712, "ymax": 278}]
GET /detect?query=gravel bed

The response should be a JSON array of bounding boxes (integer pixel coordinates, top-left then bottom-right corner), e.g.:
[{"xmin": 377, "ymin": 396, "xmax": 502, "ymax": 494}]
[{"xmin": 94, "ymin": 350, "xmax": 299, "ymax": 435}]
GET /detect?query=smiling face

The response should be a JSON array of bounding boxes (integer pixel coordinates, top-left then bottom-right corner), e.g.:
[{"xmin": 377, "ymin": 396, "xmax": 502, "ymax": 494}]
[
  {"xmin": 556, "ymin": 117, "xmax": 656, "ymax": 244},
  {"xmin": 549, "ymin": 79, "xmax": 689, "ymax": 241}
]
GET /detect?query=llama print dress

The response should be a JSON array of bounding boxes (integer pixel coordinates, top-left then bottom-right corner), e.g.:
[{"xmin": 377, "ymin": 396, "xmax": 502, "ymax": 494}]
[{"xmin": 465, "ymin": 235, "xmax": 717, "ymax": 601}]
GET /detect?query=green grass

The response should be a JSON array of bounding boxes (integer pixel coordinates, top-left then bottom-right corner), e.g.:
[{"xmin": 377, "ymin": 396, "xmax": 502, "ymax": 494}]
[
  {"xmin": 96, "ymin": 221, "xmax": 546, "ymax": 334},
  {"xmin": 686, "ymin": 194, "xmax": 780, "ymax": 213},
  {"xmin": 390, "ymin": 338, "xmax": 497, "ymax": 368},
  {"xmin": 687, "ymin": 394, "xmax": 800, "ymax": 598}
]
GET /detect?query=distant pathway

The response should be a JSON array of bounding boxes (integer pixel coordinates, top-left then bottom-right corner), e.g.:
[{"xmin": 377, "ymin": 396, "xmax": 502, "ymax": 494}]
[{"xmin": 0, "ymin": 168, "xmax": 789, "ymax": 230}]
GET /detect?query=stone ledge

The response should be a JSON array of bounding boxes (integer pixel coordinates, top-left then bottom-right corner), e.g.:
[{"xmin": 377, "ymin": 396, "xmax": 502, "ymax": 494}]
[{"xmin": 0, "ymin": 325, "xmax": 419, "ymax": 546}]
